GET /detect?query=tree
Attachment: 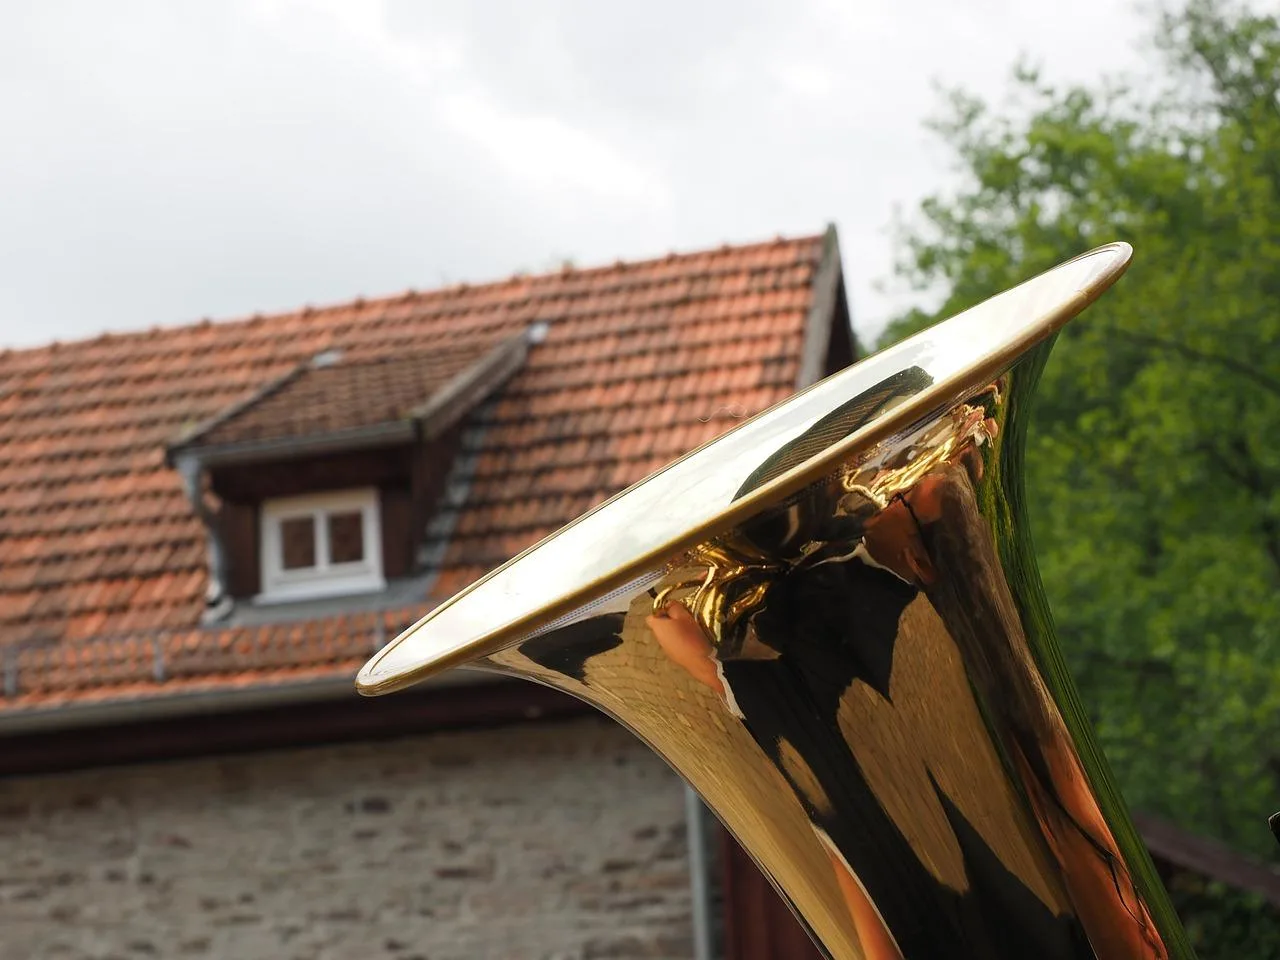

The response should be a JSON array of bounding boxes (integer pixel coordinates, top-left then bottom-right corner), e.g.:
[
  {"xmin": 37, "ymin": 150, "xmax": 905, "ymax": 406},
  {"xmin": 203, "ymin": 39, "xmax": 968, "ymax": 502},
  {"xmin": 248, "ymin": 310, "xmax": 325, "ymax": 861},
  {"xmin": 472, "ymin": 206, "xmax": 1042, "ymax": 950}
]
[{"xmin": 879, "ymin": 2, "xmax": 1280, "ymax": 954}]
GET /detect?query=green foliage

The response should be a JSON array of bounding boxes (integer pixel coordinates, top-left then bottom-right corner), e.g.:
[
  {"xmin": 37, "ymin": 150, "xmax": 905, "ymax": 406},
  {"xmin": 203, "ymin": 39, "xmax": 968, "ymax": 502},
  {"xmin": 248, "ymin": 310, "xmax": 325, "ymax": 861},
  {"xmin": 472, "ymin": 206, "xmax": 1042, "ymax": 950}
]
[
  {"xmin": 880, "ymin": 1, "xmax": 1280, "ymax": 954},
  {"xmin": 1167, "ymin": 874, "xmax": 1280, "ymax": 957}
]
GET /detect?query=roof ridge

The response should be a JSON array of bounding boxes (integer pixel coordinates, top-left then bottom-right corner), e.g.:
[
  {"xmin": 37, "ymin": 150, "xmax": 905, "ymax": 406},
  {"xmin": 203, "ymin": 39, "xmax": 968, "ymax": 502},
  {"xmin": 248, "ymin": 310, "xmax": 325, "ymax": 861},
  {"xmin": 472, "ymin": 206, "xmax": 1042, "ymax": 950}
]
[
  {"xmin": 329, "ymin": 340, "xmax": 495, "ymax": 366},
  {"xmin": 1, "ymin": 231, "xmax": 827, "ymax": 359}
]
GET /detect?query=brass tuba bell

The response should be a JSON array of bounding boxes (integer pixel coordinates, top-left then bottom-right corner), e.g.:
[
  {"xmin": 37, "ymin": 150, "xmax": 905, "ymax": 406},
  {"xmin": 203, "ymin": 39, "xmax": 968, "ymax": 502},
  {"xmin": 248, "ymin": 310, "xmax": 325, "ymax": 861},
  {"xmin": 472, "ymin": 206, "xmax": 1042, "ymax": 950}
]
[{"xmin": 356, "ymin": 243, "xmax": 1196, "ymax": 959}]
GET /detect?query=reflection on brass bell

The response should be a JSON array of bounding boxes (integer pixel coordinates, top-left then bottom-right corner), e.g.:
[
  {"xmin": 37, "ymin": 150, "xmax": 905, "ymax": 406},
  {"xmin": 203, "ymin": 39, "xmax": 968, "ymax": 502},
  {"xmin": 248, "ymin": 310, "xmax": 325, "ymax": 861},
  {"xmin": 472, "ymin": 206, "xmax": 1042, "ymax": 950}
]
[{"xmin": 358, "ymin": 243, "xmax": 1207, "ymax": 959}]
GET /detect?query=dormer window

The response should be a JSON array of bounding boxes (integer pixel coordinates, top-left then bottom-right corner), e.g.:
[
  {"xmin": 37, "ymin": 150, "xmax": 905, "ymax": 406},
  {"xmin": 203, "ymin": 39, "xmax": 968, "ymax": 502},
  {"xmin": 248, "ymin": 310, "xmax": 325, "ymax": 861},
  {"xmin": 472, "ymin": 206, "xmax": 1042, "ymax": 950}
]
[
  {"xmin": 259, "ymin": 488, "xmax": 385, "ymax": 603},
  {"xmin": 165, "ymin": 336, "xmax": 531, "ymax": 619}
]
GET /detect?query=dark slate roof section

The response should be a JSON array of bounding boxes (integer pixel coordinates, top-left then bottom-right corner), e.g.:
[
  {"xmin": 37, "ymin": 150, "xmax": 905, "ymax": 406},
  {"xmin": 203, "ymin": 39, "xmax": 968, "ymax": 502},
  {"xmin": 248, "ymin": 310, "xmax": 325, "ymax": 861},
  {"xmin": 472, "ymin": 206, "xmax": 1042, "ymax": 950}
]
[
  {"xmin": 1134, "ymin": 812, "xmax": 1280, "ymax": 907},
  {"xmin": 167, "ymin": 334, "xmax": 528, "ymax": 465}
]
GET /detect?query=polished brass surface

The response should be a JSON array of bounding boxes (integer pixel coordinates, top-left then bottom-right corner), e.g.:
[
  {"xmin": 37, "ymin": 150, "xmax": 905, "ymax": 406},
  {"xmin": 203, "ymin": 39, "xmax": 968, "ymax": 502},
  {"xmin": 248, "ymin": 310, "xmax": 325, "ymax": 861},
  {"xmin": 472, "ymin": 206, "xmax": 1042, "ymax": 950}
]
[{"xmin": 357, "ymin": 243, "xmax": 1197, "ymax": 958}]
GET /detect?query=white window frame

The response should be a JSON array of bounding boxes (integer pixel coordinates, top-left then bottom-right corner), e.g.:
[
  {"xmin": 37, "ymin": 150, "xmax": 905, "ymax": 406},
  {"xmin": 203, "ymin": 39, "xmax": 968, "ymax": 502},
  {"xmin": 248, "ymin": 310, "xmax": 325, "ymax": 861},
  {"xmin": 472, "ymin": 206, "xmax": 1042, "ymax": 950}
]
[{"xmin": 257, "ymin": 487, "xmax": 385, "ymax": 604}]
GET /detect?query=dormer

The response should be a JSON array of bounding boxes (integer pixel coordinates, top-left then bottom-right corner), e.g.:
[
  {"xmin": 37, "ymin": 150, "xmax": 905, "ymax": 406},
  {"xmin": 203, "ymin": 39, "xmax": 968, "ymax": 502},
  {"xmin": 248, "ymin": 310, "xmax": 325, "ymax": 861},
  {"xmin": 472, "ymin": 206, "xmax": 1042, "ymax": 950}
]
[{"xmin": 166, "ymin": 335, "xmax": 527, "ymax": 619}]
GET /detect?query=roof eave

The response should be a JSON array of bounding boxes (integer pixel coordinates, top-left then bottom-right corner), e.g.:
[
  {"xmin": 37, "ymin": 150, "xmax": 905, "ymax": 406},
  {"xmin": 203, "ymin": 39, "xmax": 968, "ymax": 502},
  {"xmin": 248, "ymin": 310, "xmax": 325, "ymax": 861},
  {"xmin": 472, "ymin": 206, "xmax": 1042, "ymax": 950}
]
[
  {"xmin": 1133, "ymin": 811, "xmax": 1280, "ymax": 907},
  {"xmin": 0, "ymin": 668, "xmax": 493, "ymax": 737},
  {"xmin": 794, "ymin": 222, "xmax": 847, "ymax": 390},
  {"xmin": 409, "ymin": 332, "xmax": 530, "ymax": 440},
  {"xmin": 170, "ymin": 419, "xmax": 419, "ymax": 468}
]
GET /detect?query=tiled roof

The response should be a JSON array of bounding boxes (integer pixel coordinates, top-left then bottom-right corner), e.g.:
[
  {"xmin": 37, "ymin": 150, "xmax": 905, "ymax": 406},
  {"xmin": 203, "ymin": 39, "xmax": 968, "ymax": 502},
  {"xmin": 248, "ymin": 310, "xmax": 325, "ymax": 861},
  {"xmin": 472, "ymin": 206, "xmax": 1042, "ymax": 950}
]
[
  {"xmin": 0, "ymin": 229, "xmax": 841, "ymax": 712},
  {"xmin": 175, "ymin": 341, "xmax": 502, "ymax": 451}
]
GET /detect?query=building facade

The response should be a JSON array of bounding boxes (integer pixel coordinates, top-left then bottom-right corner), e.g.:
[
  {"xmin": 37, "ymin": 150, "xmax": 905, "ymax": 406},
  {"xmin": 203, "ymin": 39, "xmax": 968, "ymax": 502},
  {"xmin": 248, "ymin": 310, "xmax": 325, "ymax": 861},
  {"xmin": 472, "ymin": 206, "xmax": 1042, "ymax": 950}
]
[{"xmin": 3, "ymin": 226, "xmax": 1270, "ymax": 960}]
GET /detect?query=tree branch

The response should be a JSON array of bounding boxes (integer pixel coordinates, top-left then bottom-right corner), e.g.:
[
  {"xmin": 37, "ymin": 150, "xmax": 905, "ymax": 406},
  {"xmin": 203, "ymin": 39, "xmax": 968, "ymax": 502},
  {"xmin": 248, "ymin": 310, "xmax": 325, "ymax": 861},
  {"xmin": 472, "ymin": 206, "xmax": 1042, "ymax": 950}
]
[
  {"xmin": 1104, "ymin": 326, "xmax": 1280, "ymax": 398},
  {"xmin": 1194, "ymin": 437, "xmax": 1280, "ymax": 582}
]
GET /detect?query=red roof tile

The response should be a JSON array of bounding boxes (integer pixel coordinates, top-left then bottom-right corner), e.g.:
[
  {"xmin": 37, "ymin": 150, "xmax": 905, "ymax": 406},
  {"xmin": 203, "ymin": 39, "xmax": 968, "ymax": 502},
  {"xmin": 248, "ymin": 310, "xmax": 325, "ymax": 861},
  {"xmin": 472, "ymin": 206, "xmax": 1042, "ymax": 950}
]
[
  {"xmin": 0, "ymin": 230, "xmax": 840, "ymax": 711},
  {"xmin": 172, "ymin": 337, "xmax": 519, "ymax": 452}
]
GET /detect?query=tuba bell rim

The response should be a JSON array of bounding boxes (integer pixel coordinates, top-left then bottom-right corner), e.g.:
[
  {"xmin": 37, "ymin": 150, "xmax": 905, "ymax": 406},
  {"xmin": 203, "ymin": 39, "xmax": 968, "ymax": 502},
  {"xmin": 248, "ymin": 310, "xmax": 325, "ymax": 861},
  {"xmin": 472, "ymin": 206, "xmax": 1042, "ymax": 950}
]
[{"xmin": 355, "ymin": 241, "xmax": 1132, "ymax": 697}]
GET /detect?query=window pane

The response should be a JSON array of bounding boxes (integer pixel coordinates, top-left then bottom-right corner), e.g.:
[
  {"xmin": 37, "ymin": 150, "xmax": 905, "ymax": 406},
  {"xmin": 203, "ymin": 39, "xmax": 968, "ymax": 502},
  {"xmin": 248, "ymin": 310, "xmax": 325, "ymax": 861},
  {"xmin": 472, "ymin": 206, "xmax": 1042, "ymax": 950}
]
[
  {"xmin": 328, "ymin": 511, "xmax": 365, "ymax": 565},
  {"xmin": 280, "ymin": 516, "xmax": 316, "ymax": 570}
]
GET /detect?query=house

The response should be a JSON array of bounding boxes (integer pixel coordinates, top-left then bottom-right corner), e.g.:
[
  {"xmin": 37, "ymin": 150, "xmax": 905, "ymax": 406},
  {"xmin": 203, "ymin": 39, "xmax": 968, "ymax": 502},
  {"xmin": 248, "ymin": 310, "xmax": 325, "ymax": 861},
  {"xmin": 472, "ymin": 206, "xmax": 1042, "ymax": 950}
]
[
  {"xmin": 0, "ymin": 228, "xmax": 856, "ymax": 959},
  {"xmin": 0, "ymin": 225, "xmax": 1274, "ymax": 960}
]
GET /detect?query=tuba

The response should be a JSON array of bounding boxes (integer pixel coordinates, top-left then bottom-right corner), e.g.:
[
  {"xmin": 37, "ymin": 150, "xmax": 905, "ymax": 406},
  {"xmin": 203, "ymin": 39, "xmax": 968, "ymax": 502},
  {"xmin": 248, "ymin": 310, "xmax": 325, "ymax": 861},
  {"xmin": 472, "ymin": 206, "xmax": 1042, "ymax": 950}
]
[{"xmin": 356, "ymin": 243, "xmax": 1196, "ymax": 959}]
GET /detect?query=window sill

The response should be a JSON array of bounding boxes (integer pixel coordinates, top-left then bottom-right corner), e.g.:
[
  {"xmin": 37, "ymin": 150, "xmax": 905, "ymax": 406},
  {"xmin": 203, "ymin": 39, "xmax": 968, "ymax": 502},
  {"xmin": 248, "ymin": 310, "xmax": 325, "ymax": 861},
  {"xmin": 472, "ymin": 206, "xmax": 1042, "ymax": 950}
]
[
  {"xmin": 254, "ymin": 575, "xmax": 388, "ymax": 606},
  {"xmin": 212, "ymin": 573, "xmax": 435, "ymax": 630}
]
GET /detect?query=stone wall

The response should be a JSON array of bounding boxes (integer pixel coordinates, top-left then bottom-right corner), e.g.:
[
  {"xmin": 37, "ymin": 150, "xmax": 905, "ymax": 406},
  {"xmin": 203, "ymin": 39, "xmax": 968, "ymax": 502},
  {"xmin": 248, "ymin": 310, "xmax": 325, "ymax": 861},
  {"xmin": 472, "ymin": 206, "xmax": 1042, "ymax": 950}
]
[{"xmin": 0, "ymin": 716, "xmax": 695, "ymax": 960}]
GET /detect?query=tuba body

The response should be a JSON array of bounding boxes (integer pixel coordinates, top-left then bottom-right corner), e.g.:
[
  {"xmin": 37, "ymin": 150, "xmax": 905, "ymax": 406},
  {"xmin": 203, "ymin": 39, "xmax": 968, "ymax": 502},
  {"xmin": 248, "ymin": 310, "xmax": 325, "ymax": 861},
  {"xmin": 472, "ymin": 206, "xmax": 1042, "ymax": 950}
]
[{"xmin": 357, "ymin": 243, "xmax": 1196, "ymax": 958}]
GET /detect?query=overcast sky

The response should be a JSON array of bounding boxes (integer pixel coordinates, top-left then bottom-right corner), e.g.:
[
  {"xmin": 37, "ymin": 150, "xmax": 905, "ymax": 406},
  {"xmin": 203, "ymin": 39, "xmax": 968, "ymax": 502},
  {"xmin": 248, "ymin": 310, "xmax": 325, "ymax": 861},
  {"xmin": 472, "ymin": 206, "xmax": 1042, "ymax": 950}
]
[{"xmin": 0, "ymin": 0, "xmax": 1154, "ymax": 351}]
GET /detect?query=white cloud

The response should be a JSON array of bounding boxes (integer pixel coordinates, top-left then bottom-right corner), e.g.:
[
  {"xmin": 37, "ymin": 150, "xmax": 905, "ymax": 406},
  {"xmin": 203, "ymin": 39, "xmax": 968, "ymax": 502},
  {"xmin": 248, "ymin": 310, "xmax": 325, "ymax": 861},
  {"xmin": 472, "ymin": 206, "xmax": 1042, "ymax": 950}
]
[
  {"xmin": 244, "ymin": 0, "xmax": 466, "ymax": 86},
  {"xmin": 769, "ymin": 61, "xmax": 837, "ymax": 101},
  {"xmin": 0, "ymin": 0, "xmax": 1154, "ymax": 349},
  {"xmin": 436, "ymin": 90, "xmax": 671, "ymax": 211}
]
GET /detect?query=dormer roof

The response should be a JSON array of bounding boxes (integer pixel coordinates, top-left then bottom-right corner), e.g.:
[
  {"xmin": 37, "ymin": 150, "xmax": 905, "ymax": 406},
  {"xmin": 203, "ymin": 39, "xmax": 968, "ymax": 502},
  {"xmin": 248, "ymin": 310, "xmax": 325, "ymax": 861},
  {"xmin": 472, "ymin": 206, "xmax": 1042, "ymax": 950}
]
[{"xmin": 168, "ymin": 336, "xmax": 527, "ymax": 464}]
